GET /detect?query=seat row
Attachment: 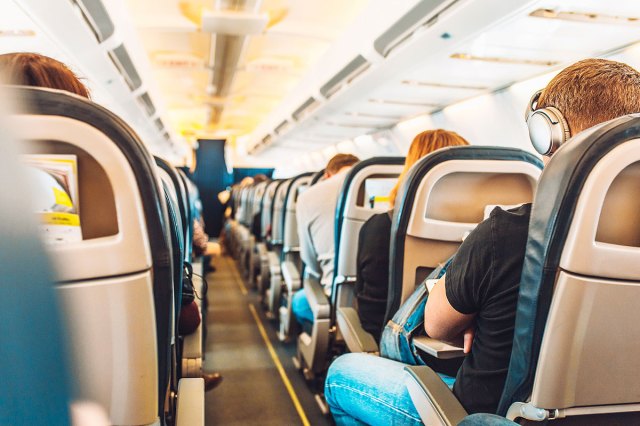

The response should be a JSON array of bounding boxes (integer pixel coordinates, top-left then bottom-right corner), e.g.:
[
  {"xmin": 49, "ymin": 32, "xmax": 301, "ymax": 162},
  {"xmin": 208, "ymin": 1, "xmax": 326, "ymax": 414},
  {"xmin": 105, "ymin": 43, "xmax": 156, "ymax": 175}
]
[
  {"xmin": 7, "ymin": 86, "xmax": 206, "ymax": 425},
  {"xmin": 225, "ymin": 114, "xmax": 640, "ymax": 424}
]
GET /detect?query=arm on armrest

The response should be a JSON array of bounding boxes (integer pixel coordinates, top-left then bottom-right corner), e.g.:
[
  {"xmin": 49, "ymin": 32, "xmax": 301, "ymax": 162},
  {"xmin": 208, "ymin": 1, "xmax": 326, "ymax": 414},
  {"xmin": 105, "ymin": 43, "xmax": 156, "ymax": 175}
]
[
  {"xmin": 336, "ymin": 307, "xmax": 379, "ymax": 354},
  {"xmin": 413, "ymin": 336, "xmax": 465, "ymax": 360},
  {"xmin": 303, "ymin": 275, "xmax": 330, "ymax": 318},
  {"xmin": 281, "ymin": 260, "xmax": 301, "ymax": 292},
  {"xmin": 404, "ymin": 366, "xmax": 468, "ymax": 426},
  {"xmin": 176, "ymin": 378, "xmax": 204, "ymax": 426}
]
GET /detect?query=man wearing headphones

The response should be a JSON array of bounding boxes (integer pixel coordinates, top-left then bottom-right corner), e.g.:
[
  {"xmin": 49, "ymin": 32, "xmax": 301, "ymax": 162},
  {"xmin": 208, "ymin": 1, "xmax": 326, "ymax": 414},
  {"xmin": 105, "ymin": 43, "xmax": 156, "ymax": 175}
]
[{"xmin": 325, "ymin": 58, "xmax": 640, "ymax": 425}]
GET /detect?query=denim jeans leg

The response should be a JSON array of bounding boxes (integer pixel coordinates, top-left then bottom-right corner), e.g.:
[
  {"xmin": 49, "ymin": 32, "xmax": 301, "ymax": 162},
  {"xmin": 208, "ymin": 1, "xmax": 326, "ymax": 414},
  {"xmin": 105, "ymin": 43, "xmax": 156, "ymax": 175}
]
[
  {"xmin": 325, "ymin": 353, "xmax": 422, "ymax": 426},
  {"xmin": 291, "ymin": 289, "xmax": 314, "ymax": 327},
  {"xmin": 458, "ymin": 414, "xmax": 518, "ymax": 425}
]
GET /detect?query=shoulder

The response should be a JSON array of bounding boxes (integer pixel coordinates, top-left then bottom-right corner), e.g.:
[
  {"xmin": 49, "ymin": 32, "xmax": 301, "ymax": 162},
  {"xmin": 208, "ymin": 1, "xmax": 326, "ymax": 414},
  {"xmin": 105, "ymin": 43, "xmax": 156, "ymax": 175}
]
[
  {"xmin": 363, "ymin": 212, "xmax": 392, "ymax": 231},
  {"xmin": 487, "ymin": 203, "xmax": 532, "ymax": 236}
]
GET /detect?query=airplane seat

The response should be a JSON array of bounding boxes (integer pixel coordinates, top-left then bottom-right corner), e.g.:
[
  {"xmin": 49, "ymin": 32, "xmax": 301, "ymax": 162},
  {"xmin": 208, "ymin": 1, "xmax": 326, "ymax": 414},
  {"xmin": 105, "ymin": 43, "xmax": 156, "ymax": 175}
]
[
  {"xmin": 297, "ymin": 157, "xmax": 405, "ymax": 377},
  {"xmin": 9, "ymin": 86, "xmax": 202, "ymax": 426},
  {"xmin": 339, "ymin": 147, "xmax": 542, "ymax": 359},
  {"xmin": 276, "ymin": 172, "xmax": 313, "ymax": 341},
  {"xmin": 405, "ymin": 117, "xmax": 640, "ymax": 425},
  {"xmin": 248, "ymin": 180, "xmax": 269, "ymax": 289},
  {"xmin": 257, "ymin": 179, "xmax": 282, "ymax": 296},
  {"xmin": 310, "ymin": 168, "xmax": 326, "ymax": 185},
  {"xmin": 264, "ymin": 178, "xmax": 292, "ymax": 314},
  {"xmin": 0, "ymin": 114, "xmax": 74, "ymax": 425},
  {"xmin": 176, "ymin": 169, "xmax": 195, "ymax": 262}
]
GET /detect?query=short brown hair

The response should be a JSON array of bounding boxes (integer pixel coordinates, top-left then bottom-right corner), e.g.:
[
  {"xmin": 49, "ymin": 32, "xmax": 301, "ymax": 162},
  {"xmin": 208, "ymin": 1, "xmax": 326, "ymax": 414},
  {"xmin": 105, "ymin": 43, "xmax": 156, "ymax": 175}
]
[
  {"xmin": 0, "ymin": 52, "xmax": 90, "ymax": 98},
  {"xmin": 389, "ymin": 129, "xmax": 469, "ymax": 207},
  {"xmin": 326, "ymin": 153, "xmax": 359, "ymax": 175},
  {"xmin": 538, "ymin": 58, "xmax": 640, "ymax": 135}
]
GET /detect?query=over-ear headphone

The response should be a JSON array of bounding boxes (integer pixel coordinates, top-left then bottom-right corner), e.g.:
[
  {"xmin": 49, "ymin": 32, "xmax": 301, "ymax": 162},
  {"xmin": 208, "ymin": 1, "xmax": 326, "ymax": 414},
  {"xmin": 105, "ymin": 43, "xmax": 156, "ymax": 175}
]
[{"xmin": 524, "ymin": 90, "xmax": 571, "ymax": 156}]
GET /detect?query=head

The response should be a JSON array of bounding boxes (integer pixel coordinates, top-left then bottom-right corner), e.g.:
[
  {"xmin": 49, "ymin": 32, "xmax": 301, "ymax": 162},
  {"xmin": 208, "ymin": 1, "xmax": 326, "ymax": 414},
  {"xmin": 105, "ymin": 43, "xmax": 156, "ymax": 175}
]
[
  {"xmin": 253, "ymin": 174, "xmax": 268, "ymax": 184},
  {"xmin": 389, "ymin": 129, "xmax": 469, "ymax": 207},
  {"xmin": 325, "ymin": 153, "xmax": 360, "ymax": 178},
  {"xmin": 0, "ymin": 52, "xmax": 90, "ymax": 98},
  {"xmin": 528, "ymin": 59, "xmax": 640, "ymax": 156}
]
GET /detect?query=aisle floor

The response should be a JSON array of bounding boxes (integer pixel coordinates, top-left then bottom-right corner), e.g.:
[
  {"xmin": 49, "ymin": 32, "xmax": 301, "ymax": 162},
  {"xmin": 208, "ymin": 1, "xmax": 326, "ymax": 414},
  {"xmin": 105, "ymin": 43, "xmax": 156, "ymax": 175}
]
[{"xmin": 204, "ymin": 255, "xmax": 332, "ymax": 426}]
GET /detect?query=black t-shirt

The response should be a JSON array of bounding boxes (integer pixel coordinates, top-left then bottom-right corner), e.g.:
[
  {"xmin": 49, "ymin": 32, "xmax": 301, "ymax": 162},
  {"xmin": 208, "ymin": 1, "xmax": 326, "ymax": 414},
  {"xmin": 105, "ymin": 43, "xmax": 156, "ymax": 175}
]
[
  {"xmin": 355, "ymin": 212, "xmax": 392, "ymax": 342},
  {"xmin": 445, "ymin": 203, "xmax": 531, "ymax": 414}
]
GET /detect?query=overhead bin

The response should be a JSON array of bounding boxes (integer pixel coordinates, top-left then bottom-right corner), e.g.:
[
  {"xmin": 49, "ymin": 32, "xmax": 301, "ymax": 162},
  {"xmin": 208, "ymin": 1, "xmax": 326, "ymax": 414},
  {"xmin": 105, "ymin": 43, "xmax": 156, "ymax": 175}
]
[
  {"xmin": 320, "ymin": 55, "xmax": 372, "ymax": 99},
  {"xmin": 69, "ymin": 0, "xmax": 115, "ymax": 43},
  {"xmin": 374, "ymin": 0, "xmax": 457, "ymax": 58}
]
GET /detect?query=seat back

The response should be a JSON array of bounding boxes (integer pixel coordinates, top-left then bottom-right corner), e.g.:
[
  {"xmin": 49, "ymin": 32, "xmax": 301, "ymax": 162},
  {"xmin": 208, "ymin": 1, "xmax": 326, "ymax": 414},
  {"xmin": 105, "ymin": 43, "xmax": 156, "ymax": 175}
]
[
  {"xmin": 11, "ymin": 86, "xmax": 173, "ymax": 425},
  {"xmin": 250, "ymin": 180, "xmax": 269, "ymax": 237},
  {"xmin": 310, "ymin": 169, "xmax": 325, "ymax": 185},
  {"xmin": 0, "ymin": 115, "xmax": 72, "ymax": 425},
  {"xmin": 261, "ymin": 179, "xmax": 282, "ymax": 240},
  {"xmin": 332, "ymin": 157, "xmax": 405, "ymax": 311},
  {"xmin": 271, "ymin": 178, "xmax": 293, "ymax": 246},
  {"xmin": 177, "ymin": 169, "xmax": 196, "ymax": 260},
  {"xmin": 386, "ymin": 147, "xmax": 542, "ymax": 324},
  {"xmin": 499, "ymin": 115, "xmax": 640, "ymax": 422},
  {"xmin": 282, "ymin": 173, "xmax": 313, "ymax": 259}
]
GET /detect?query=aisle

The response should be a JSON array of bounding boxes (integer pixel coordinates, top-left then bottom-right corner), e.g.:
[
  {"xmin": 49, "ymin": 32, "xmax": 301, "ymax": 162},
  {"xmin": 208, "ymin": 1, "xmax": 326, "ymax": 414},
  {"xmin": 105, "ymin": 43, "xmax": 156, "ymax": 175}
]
[{"xmin": 204, "ymin": 255, "xmax": 331, "ymax": 426}]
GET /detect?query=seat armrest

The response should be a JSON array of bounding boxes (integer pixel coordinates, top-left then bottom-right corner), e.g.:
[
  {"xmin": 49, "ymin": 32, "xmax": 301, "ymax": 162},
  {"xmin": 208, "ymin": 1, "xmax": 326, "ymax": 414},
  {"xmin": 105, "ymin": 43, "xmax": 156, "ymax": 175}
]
[
  {"xmin": 182, "ymin": 321, "xmax": 202, "ymax": 359},
  {"xmin": 404, "ymin": 366, "xmax": 468, "ymax": 426},
  {"xmin": 413, "ymin": 336, "xmax": 465, "ymax": 359},
  {"xmin": 176, "ymin": 378, "xmax": 204, "ymax": 426},
  {"xmin": 281, "ymin": 260, "xmax": 301, "ymax": 291},
  {"xmin": 336, "ymin": 307, "xmax": 379, "ymax": 354},
  {"xmin": 303, "ymin": 275, "xmax": 330, "ymax": 318},
  {"xmin": 267, "ymin": 251, "xmax": 280, "ymax": 274}
]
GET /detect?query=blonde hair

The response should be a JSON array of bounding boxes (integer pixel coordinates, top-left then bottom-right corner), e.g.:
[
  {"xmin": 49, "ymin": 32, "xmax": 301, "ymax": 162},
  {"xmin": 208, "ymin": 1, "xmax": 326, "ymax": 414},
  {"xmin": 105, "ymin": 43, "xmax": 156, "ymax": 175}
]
[
  {"xmin": 389, "ymin": 129, "xmax": 469, "ymax": 207},
  {"xmin": 538, "ymin": 58, "xmax": 640, "ymax": 135}
]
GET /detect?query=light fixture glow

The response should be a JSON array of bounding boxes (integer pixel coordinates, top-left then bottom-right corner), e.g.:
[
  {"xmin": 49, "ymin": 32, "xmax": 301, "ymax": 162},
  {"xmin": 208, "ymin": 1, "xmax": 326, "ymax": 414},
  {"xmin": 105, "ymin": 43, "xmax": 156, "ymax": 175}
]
[
  {"xmin": 450, "ymin": 53, "xmax": 559, "ymax": 67},
  {"xmin": 400, "ymin": 80, "xmax": 488, "ymax": 90},
  {"xmin": 530, "ymin": 8, "xmax": 640, "ymax": 26}
]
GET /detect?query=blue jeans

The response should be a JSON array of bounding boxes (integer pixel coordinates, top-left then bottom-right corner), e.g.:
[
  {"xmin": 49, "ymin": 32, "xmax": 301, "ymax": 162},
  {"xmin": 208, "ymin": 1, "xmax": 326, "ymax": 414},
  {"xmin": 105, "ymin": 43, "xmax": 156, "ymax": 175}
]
[
  {"xmin": 459, "ymin": 414, "xmax": 518, "ymax": 425},
  {"xmin": 325, "ymin": 353, "xmax": 422, "ymax": 426},
  {"xmin": 292, "ymin": 289, "xmax": 313, "ymax": 327}
]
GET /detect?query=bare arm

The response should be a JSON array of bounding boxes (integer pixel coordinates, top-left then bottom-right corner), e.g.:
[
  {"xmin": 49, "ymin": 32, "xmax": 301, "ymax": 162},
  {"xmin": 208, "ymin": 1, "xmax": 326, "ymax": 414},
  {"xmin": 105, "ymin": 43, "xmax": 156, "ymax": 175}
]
[{"xmin": 425, "ymin": 274, "xmax": 476, "ymax": 353}]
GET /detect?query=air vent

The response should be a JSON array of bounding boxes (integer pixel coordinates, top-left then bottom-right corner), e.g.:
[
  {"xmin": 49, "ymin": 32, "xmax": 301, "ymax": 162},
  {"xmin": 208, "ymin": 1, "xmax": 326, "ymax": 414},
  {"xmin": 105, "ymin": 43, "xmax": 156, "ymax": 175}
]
[
  {"xmin": 154, "ymin": 118, "xmax": 164, "ymax": 131},
  {"xmin": 108, "ymin": 44, "xmax": 142, "ymax": 91},
  {"xmin": 275, "ymin": 120, "xmax": 291, "ymax": 135},
  {"xmin": 137, "ymin": 92, "xmax": 156, "ymax": 116},
  {"xmin": 262, "ymin": 135, "xmax": 272, "ymax": 145},
  {"xmin": 293, "ymin": 97, "xmax": 320, "ymax": 121},
  {"xmin": 320, "ymin": 55, "xmax": 371, "ymax": 99},
  {"xmin": 163, "ymin": 131, "xmax": 171, "ymax": 141},
  {"xmin": 374, "ymin": 0, "xmax": 457, "ymax": 58},
  {"xmin": 70, "ymin": 0, "xmax": 115, "ymax": 43}
]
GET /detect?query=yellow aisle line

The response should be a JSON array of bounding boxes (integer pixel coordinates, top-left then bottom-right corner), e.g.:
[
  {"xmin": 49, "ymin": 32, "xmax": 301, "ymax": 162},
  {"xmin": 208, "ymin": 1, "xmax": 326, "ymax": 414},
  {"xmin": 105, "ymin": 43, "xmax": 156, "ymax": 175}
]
[
  {"xmin": 248, "ymin": 303, "xmax": 311, "ymax": 426},
  {"xmin": 227, "ymin": 257, "xmax": 248, "ymax": 295}
]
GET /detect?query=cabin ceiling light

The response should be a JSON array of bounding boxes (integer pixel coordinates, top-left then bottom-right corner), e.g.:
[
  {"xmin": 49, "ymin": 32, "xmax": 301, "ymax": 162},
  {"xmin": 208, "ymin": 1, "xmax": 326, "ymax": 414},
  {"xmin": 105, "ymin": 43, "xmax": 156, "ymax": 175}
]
[
  {"xmin": 325, "ymin": 121, "xmax": 377, "ymax": 129},
  {"xmin": 368, "ymin": 98, "xmax": 440, "ymax": 107},
  {"xmin": 450, "ymin": 53, "xmax": 559, "ymax": 67},
  {"xmin": 345, "ymin": 111, "xmax": 403, "ymax": 120},
  {"xmin": 0, "ymin": 29, "xmax": 36, "ymax": 37},
  {"xmin": 530, "ymin": 8, "xmax": 640, "ymax": 26},
  {"xmin": 400, "ymin": 80, "xmax": 488, "ymax": 91}
]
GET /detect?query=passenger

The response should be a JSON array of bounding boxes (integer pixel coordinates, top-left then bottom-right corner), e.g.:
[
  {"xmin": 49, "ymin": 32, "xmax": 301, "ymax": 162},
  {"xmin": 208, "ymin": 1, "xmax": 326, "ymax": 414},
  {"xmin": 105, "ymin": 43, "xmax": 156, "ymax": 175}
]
[
  {"xmin": 325, "ymin": 58, "xmax": 640, "ymax": 424},
  {"xmin": 0, "ymin": 52, "xmax": 90, "ymax": 98},
  {"xmin": 0, "ymin": 51, "xmax": 225, "ymax": 392},
  {"xmin": 356, "ymin": 129, "xmax": 469, "ymax": 342},
  {"xmin": 292, "ymin": 153, "xmax": 360, "ymax": 328}
]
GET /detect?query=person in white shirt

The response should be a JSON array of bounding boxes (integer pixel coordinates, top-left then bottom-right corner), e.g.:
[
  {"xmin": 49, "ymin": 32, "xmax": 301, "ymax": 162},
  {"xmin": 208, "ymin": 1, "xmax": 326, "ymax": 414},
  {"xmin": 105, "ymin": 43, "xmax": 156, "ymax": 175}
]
[{"xmin": 292, "ymin": 154, "xmax": 360, "ymax": 328}]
